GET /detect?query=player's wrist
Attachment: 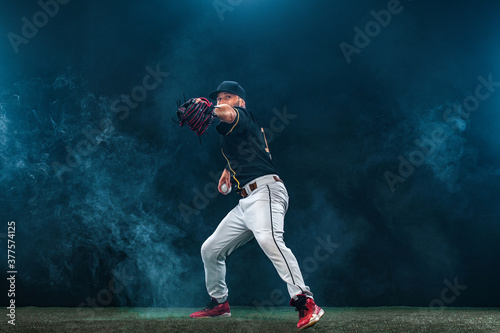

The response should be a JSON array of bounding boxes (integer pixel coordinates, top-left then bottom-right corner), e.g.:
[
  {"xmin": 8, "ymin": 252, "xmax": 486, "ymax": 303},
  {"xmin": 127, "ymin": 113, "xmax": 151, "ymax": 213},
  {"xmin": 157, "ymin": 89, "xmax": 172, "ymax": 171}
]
[{"xmin": 212, "ymin": 106, "xmax": 220, "ymax": 118}]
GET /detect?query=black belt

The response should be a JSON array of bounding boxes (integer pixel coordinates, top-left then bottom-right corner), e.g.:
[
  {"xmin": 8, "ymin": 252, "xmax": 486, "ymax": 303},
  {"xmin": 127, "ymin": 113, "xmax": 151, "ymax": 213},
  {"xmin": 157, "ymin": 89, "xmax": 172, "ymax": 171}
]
[{"xmin": 241, "ymin": 176, "xmax": 283, "ymax": 198}]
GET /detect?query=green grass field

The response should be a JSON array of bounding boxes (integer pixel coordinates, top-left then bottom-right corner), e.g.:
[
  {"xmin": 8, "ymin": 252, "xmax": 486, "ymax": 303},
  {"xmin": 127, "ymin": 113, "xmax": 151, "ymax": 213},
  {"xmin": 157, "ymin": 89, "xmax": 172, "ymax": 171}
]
[{"xmin": 3, "ymin": 307, "xmax": 500, "ymax": 332}]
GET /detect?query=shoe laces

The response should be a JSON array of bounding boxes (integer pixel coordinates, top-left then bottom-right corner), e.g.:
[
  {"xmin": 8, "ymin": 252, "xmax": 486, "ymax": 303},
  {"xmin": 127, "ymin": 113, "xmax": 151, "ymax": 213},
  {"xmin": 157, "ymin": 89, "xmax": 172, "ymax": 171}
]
[
  {"xmin": 295, "ymin": 304, "xmax": 308, "ymax": 318},
  {"xmin": 204, "ymin": 298, "xmax": 219, "ymax": 311}
]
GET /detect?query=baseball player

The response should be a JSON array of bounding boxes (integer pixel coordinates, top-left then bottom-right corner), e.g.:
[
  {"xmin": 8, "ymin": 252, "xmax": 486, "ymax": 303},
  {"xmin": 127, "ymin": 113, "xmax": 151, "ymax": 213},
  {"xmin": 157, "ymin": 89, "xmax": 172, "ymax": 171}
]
[{"xmin": 176, "ymin": 81, "xmax": 323, "ymax": 329}]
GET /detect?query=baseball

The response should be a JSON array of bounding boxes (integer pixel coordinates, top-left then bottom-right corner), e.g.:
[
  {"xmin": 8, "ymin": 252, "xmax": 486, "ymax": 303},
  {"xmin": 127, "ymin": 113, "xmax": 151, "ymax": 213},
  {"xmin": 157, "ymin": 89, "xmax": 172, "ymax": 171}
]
[{"xmin": 221, "ymin": 183, "xmax": 231, "ymax": 194}]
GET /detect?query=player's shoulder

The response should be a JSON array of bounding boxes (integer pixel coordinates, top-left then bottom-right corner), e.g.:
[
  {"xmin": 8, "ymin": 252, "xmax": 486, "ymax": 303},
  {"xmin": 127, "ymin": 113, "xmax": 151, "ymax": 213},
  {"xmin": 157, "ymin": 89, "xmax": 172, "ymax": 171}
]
[
  {"xmin": 237, "ymin": 107, "xmax": 263, "ymax": 126},
  {"xmin": 216, "ymin": 107, "xmax": 249, "ymax": 136},
  {"xmin": 232, "ymin": 106, "xmax": 251, "ymax": 122},
  {"xmin": 233, "ymin": 106, "xmax": 247, "ymax": 114}
]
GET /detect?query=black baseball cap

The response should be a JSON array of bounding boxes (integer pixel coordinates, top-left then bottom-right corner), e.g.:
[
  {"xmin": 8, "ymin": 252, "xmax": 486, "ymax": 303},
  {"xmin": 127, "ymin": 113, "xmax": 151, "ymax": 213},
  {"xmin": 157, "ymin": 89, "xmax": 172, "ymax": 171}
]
[{"xmin": 209, "ymin": 81, "xmax": 246, "ymax": 101}]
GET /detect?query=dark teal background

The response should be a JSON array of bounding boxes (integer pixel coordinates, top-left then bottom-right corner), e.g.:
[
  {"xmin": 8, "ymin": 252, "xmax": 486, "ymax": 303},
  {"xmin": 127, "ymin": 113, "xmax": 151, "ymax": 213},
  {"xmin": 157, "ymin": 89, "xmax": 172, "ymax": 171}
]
[{"xmin": 0, "ymin": 0, "xmax": 499, "ymax": 308}]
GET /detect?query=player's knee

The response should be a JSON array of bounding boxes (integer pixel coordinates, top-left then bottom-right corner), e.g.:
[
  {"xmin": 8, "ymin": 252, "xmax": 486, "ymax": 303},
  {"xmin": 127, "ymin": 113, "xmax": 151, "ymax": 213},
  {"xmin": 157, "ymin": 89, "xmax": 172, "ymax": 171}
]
[
  {"xmin": 201, "ymin": 240, "xmax": 213, "ymax": 261},
  {"xmin": 201, "ymin": 239, "xmax": 227, "ymax": 263}
]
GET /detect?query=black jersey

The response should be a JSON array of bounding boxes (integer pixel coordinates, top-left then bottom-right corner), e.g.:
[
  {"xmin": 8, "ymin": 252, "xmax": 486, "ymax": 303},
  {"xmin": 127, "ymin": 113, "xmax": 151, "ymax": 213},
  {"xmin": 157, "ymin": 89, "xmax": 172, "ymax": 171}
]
[{"xmin": 216, "ymin": 106, "xmax": 278, "ymax": 190}]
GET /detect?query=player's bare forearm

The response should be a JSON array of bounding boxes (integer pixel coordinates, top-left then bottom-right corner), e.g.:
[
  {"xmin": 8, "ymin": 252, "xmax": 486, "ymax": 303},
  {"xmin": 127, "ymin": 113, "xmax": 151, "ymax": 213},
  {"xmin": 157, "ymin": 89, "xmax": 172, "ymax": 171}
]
[{"xmin": 214, "ymin": 104, "xmax": 237, "ymax": 123}]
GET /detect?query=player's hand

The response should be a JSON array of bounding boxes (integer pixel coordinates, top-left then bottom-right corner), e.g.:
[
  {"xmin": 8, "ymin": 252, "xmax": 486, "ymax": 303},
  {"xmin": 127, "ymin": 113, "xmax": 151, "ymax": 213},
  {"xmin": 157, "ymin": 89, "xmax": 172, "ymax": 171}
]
[
  {"xmin": 218, "ymin": 169, "xmax": 232, "ymax": 194},
  {"xmin": 175, "ymin": 97, "xmax": 215, "ymax": 136}
]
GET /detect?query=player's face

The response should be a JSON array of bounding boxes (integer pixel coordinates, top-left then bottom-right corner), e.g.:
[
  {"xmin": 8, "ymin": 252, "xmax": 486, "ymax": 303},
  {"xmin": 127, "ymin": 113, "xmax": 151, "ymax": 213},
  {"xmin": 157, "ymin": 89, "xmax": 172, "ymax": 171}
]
[{"xmin": 217, "ymin": 92, "xmax": 241, "ymax": 107}]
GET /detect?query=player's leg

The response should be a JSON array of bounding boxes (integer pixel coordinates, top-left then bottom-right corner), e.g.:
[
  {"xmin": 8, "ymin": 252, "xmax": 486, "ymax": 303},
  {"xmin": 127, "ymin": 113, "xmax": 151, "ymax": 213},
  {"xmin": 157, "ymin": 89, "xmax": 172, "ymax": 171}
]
[
  {"xmin": 190, "ymin": 203, "xmax": 253, "ymax": 318},
  {"xmin": 244, "ymin": 181, "xmax": 323, "ymax": 329},
  {"xmin": 244, "ymin": 181, "xmax": 312, "ymax": 298},
  {"xmin": 201, "ymin": 206, "xmax": 254, "ymax": 303}
]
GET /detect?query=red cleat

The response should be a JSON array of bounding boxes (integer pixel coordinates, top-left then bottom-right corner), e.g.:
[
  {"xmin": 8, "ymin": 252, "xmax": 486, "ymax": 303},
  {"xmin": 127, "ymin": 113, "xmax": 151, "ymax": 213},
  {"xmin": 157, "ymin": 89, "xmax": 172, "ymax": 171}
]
[
  {"xmin": 291, "ymin": 294, "xmax": 324, "ymax": 330},
  {"xmin": 189, "ymin": 298, "xmax": 231, "ymax": 318}
]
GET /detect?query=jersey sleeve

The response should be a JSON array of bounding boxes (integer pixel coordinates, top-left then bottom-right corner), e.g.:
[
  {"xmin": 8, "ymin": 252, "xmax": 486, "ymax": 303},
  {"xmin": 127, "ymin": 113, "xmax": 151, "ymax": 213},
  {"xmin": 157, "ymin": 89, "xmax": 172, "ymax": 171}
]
[{"xmin": 216, "ymin": 107, "xmax": 249, "ymax": 136}]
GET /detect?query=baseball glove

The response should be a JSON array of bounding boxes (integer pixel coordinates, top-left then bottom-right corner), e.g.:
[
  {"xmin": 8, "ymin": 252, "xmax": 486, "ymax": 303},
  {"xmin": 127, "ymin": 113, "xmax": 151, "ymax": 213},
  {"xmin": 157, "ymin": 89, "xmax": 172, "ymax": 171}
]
[{"xmin": 176, "ymin": 97, "xmax": 215, "ymax": 136}]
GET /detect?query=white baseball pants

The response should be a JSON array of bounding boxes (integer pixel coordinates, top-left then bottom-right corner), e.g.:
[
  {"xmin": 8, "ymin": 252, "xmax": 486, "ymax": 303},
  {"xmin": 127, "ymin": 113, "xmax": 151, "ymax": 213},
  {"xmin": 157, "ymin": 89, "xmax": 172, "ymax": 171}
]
[{"xmin": 201, "ymin": 174, "xmax": 312, "ymax": 303}]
